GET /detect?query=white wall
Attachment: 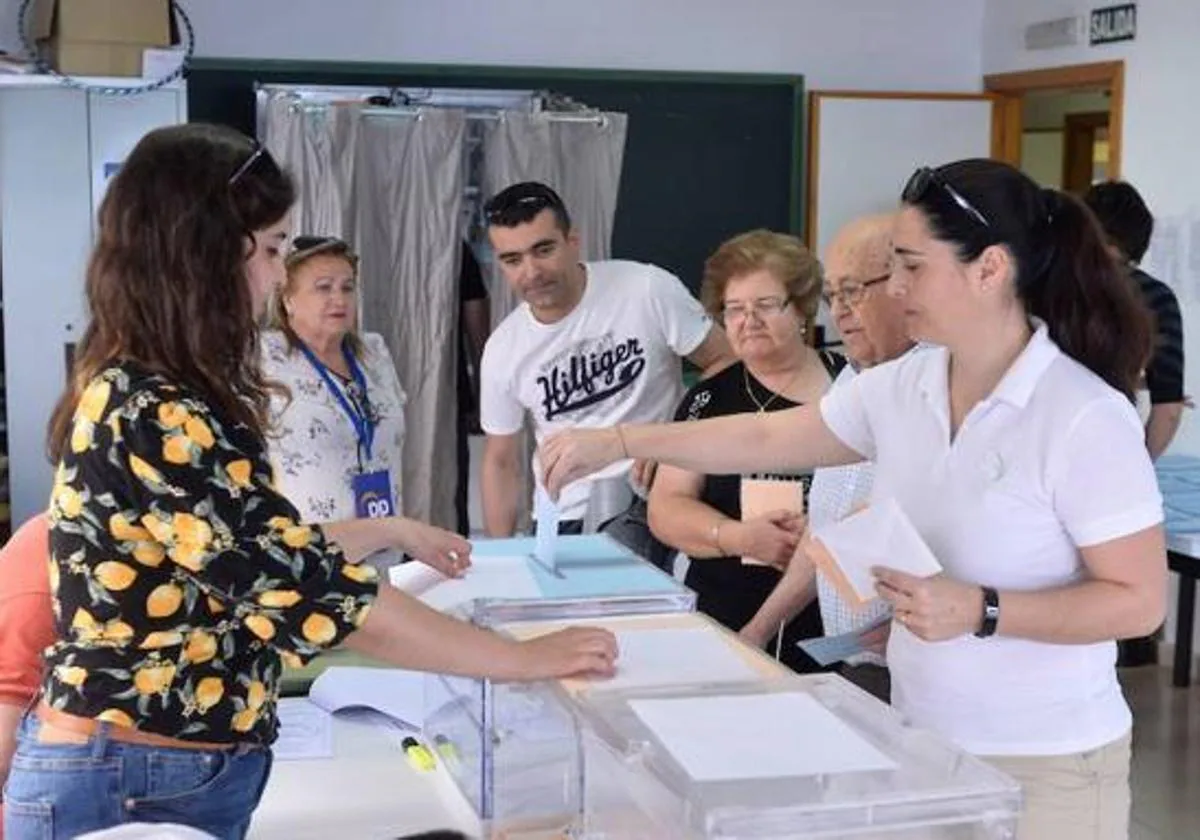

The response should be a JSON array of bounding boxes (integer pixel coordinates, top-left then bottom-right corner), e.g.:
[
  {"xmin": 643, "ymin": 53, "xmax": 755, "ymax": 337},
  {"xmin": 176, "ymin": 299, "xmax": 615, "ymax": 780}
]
[
  {"xmin": 986, "ymin": 0, "xmax": 1200, "ymax": 454},
  {"xmin": 1021, "ymin": 131, "xmax": 1064, "ymax": 188},
  {"xmin": 170, "ymin": 0, "xmax": 984, "ymax": 91},
  {"xmin": 986, "ymin": 0, "xmax": 1200, "ymax": 660}
]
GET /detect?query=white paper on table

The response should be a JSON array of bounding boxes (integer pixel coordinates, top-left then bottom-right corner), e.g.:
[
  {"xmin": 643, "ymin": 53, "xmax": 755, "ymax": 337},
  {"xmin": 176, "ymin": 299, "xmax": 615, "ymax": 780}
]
[
  {"xmin": 273, "ymin": 697, "xmax": 334, "ymax": 761},
  {"xmin": 597, "ymin": 628, "xmax": 760, "ymax": 690},
  {"xmin": 534, "ymin": 486, "xmax": 560, "ymax": 567},
  {"xmin": 308, "ymin": 666, "xmax": 426, "ymax": 731},
  {"xmin": 389, "ymin": 555, "xmax": 541, "ymax": 612},
  {"xmin": 630, "ymin": 692, "xmax": 897, "ymax": 782},
  {"xmin": 809, "ymin": 497, "xmax": 942, "ymax": 607}
]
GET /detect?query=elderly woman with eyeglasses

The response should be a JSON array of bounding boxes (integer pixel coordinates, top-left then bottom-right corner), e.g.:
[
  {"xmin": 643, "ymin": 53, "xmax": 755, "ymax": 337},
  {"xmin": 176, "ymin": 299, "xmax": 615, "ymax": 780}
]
[
  {"xmin": 260, "ymin": 236, "xmax": 470, "ymax": 576},
  {"xmin": 646, "ymin": 230, "xmax": 845, "ymax": 672}
]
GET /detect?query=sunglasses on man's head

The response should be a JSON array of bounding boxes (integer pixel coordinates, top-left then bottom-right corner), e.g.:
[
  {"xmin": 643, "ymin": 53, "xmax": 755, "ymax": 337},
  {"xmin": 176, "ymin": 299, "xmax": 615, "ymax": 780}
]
[
  {"xmin": 483, "ymin": 191, "xmax": 559, "ymax": 223},
  {"xmin": 902, "ymin": 167, "xmax": 990, "ymax": 229}
]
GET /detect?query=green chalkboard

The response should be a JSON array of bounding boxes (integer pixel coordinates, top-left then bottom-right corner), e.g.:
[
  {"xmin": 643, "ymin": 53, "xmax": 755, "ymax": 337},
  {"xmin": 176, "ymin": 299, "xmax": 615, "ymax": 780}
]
[{"xmin": 186, "ymin": 59, "xmax": 805, "ymax": 292}]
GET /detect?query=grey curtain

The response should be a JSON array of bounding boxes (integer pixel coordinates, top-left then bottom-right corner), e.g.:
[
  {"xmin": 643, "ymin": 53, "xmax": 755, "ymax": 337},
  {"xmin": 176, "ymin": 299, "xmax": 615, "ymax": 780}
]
[
  {"xmin": 480, "ymin": 112, "xmax": 628, "ymax": 326},
  {"xmin": 260, "ymin": 94, "xmax": 362, "ymax": 241},
  {"xmin": 356, "ymin": 109, "xmax": 467, "ymax": 529},
  {"xmin": 479, "ymin": 112, "xmax": 628, "ymax": 529}
]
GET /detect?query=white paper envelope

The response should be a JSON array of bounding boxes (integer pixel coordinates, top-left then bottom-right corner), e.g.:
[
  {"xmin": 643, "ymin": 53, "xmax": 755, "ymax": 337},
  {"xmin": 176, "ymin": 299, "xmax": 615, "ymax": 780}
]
[
  {"xmin": 739, "ymin": 477, "xmax": 805, "ymax": 566},
  {"xmin": 808, "ymin": 497, "xmax": 942, "ymax": 606}
]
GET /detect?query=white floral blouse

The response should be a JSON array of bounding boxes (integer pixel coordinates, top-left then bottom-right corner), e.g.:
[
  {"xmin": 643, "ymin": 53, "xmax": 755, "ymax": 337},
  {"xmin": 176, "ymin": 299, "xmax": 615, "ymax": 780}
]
[{"xmin": 259, "ymin": 331, "xmax": 407, "ymax": 536}]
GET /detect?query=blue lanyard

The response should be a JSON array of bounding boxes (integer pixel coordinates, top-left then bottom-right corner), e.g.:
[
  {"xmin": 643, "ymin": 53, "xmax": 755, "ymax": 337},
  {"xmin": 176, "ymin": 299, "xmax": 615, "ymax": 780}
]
[{"xmin": 298, "ymin": 341, "xmax": 375, "ymax": 465}]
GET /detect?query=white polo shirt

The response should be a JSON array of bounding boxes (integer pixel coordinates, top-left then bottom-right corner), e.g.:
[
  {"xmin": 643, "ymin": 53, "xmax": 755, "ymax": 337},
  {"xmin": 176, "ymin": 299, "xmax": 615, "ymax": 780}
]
[{"xmin": 821, "ymin": 323, "xmax": 1162, "ymax": 756}]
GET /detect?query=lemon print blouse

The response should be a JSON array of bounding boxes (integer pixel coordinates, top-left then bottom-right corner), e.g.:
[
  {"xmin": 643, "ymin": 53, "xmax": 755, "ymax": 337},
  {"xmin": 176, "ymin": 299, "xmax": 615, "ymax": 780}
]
[{"xmin": 42, "ymin": 363, "xmax": 380, "ymax": 745}]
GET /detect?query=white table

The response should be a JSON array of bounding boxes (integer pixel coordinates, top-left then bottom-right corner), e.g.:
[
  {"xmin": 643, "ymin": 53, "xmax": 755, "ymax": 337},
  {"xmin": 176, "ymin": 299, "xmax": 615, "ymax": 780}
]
[{"xmin": 249, "ymin": 716, "xmax": 481, "ymax": 839}]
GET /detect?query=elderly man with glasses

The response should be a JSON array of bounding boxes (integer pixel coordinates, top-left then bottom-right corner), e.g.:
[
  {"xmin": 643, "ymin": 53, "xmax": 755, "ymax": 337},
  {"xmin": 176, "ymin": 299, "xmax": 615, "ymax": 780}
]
[{"xmin": 739, "ymin": 214, "xmax": 913, "ymax": 701}]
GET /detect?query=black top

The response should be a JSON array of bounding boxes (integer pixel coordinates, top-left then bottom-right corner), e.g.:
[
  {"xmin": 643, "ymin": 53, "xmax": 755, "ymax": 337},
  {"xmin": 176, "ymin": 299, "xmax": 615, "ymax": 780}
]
[
  {"xmin": 1133, "ymin": 268, "xmax": 1185, "ymax": 405},
  {"xmin": 458, "ymin": 243, "xmax": 489, "ymax": 415},
  {"xmin": 672, "ymin": 351, "xmax": 846, "ymax": 673}
]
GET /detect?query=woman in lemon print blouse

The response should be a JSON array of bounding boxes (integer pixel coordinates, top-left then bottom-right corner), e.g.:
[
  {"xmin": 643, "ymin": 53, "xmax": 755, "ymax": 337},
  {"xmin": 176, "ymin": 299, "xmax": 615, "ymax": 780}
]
[{"xmin": 1, "ymin": 124, "xmax": 617, "ymax": 840}]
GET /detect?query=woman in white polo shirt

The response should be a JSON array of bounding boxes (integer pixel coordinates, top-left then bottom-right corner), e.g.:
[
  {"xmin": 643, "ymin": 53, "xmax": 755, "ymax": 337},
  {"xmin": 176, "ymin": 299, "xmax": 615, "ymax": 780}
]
[{"xmin": 539, "ymin": 158, "xmax": 1165, "ymax": 840}]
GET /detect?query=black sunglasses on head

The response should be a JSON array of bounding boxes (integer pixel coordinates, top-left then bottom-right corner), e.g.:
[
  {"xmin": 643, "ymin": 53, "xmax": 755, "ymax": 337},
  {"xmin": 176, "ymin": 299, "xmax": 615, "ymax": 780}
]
[
  {"xmin": 292, "ymin": 235, "xmax": 346, "ymax": 252},
  {"xmin": 228, "ymin": 138, "xmax": 270, "ymax": 187},
  {"xmin": 483, "ymin": 188, "xmax": 562, "ymax": 224},
  {"xmin": 902, "ymin": 167, "xmax": 990, "ymax": 228}
]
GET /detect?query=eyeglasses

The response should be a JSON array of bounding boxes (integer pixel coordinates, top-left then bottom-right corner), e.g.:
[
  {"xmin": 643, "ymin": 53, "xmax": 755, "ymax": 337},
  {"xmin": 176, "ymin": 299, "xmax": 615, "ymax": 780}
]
[
  {"xmin": 902, "ymin": 167, "xmax": 990, "ymax": 228},
  {"xmin": 822, "ymin": 274, "xmax": 890, "ymax": 308},
  {"xmin": 720, "ymin": 296, "xmax": 793, "ymax": 323},
  {"xmin": 228, "ymin": 138, "xmax": 269, "ymax": 186}
]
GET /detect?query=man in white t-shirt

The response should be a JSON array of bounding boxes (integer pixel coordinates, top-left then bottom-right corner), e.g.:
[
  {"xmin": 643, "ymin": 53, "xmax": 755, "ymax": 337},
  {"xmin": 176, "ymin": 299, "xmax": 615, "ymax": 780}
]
[{"xmin": 479, "ymin": 181, "xmax": 733, "ymax": 536}]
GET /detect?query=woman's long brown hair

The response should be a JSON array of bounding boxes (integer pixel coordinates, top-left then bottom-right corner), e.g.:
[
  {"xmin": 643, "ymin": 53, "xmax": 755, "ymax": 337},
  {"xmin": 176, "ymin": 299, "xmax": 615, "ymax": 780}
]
[{"xmin": 47, "ymin": 123, "xmax": 296, "ymax": 462}]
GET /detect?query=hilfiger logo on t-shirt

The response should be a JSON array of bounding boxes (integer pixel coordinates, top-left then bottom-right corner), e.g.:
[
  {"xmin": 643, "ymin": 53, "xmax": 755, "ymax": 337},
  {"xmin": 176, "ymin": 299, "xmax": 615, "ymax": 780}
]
[{"xmin": 536, "ymin": 334, "xmax": 646, "ymax": 421}]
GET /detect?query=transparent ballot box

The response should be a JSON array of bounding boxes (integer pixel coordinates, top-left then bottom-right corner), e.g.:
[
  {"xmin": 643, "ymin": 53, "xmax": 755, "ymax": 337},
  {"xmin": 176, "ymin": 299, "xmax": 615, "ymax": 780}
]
[
  {"xmin": 390, "ymin": 534, "xmax": 697, "ymax": 626},
  {"xmin": 415, "ymin": 536, "xmax": 696, "ymax": 837},
  {"xmin": 424, "ymin": 667, "xmax": 583, "ymax": 838},
  {"xmin": 574, "ymin": 675, "xmax": 1022, "ymax": 840}
]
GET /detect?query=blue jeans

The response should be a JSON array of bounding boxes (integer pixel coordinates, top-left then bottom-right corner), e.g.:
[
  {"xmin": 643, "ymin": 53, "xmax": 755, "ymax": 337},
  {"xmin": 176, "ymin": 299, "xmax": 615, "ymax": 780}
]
[{"xmin": 3, "ymin": 713, "xmax": 272, "ymax": 840}]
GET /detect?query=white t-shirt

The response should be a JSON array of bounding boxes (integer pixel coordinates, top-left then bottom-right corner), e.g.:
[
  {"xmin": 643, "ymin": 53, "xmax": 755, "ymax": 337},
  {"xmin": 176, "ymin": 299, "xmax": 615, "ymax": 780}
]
[
  {"xmin": 260, "ymin": 330, "xmax": 407, "ymax": 546},
  {"xmin": 481, "ymin": 260, "xmax": 712, "ymax": 520},
  {"xmin": 821, "ymin": 323, "xmax": 1163, "ymax": 756}
]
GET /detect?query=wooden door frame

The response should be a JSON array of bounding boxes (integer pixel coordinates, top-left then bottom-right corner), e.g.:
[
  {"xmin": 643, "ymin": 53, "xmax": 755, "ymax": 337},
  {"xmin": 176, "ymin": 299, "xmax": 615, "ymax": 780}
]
[
  {"xmin": 1062, "ymin": 111, "xmax": 1111, "ymax": 193},
  {"xmin": 984, "ymin": 60, "xmax": 1124, "ymax": 179}
]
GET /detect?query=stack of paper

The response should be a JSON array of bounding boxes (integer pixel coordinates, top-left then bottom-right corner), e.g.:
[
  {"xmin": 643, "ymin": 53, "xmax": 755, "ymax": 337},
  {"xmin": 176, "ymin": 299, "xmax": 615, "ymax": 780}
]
[
  {"xmin": 600, "ymin": 627, "xmax": 761, "ymax": 690},
  {"xmin": 630, "ymin": 692, "xmax": 897, "ymax": 781},
  {"xmin": 808, "ymin": 497, "xmax": 942, "ymax": 606},
  {"xmin": 274, "ymin": 697, "xmax": 334, "ymax": 761},
  {"xmin": 388, "ymin": 555, "xmax": 541, "ymax": 612},
  {"xmin": 308, "ymin": 666, "xmax": 426, "ymax": 732}
]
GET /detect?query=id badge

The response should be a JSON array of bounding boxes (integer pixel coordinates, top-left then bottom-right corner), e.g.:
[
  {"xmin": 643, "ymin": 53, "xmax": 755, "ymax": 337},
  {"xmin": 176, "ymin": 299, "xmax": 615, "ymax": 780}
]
[{"xmin": 352, "ymin": 470, "xmax": 395, "ymax": 519}]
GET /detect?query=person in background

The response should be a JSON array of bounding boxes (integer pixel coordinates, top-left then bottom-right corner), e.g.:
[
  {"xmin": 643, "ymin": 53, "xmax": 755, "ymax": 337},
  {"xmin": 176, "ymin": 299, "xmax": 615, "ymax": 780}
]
[
  {"xmin": 0, "ymin": 515, "xmax": 54, "ymax": 839},
  {"xmin": 739, "ymin": 215, "xmax": 914, "ymax": 701},
  {"xmin": 456, "ymin": 242, "xmax": 490, "ymax": 536},
  {"xmin": 479, "ymin": 181, "xmax": 734, "ymax": 538},
  {"xmin": 541, "ymin": 159, "xmax": 1166, "ymax": 840},
  {"xmin": 2, "ymin": 125, "xmax": 616, "ymax": 840},
  {"xmin": 261, "ymin": 236, "xmax": 467, "ymax": 575},
  {"xmin": 647, "ymin": 230, "xmax": 840, "ymax": 672},
  {"xmin": 1084, "ymin": 180, "xmax": 1185, "ymax": 459}
]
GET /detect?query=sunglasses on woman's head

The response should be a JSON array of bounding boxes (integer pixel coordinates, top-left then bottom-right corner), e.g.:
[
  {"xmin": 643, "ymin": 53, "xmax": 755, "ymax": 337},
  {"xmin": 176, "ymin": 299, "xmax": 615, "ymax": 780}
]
[
  {"xmin": 228, "ymin": 138, "xmax": 270, "ymax": 186},
  {"xmin": 902, "ymin": 167, "xmax": 990, "ymax": 229},
  {"xmin": 292, "ymin": 235, "xmax": 347, "ymax": 252}
]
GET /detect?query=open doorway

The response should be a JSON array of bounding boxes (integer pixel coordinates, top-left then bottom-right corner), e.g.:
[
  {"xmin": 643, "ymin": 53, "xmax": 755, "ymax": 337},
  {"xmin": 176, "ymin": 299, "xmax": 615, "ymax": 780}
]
[
  {"xmin": 986, "ymin": 61, "xmax": 1124, "ymax": 193},
  {"xmin": 1020, "ymin": 88, "xmax": 1111, "ymax": 193}
]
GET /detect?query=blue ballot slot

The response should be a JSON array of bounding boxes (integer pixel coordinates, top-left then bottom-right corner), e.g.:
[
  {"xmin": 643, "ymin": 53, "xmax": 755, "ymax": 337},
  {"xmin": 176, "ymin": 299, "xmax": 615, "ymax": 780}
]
[{"xmin": 472, "ymin": 534, "xmax": 688, "ymax": 601}]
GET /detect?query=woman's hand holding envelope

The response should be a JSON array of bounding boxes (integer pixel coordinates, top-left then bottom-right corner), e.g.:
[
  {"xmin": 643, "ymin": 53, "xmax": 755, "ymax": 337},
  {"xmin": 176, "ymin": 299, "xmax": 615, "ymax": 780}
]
[
  {"xmin": 871, "ymin": 567, "xmax": 984, "ymax": 642},
  {"xmin": 733, "ymin": 510, "xmax": 806, "ymax": 569}
]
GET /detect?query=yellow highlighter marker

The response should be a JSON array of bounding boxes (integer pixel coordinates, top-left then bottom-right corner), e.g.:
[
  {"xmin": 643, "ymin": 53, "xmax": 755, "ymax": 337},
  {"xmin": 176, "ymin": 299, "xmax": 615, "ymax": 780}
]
[{"xmin": 401, "ymin": 736, "xmax": 437, "ymax": 772}]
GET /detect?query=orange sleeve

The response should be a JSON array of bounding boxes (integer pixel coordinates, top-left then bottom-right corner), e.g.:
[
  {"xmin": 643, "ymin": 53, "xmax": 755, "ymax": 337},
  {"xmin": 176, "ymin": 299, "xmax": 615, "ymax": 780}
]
[
  {"xmin": 0, "ymin": 591, "xmax": 54, "ymax": 707},
  {"xmin": 0, "ymin": 515, "xmax": 54, "ymax": 707}
]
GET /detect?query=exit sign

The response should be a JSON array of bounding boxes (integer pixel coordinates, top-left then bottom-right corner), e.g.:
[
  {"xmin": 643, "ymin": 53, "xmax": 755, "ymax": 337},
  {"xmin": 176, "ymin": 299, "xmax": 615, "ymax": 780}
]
[{"xmin": 1090, "ymin": 4, "xmax": 1136, "ymax": 45}]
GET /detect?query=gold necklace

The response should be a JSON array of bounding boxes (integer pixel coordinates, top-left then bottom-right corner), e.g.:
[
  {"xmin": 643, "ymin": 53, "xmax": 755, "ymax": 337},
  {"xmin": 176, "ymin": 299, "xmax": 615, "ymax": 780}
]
[{"xmin": 743, "ymin": 364, "xmax": 803, "ymax": 414}]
